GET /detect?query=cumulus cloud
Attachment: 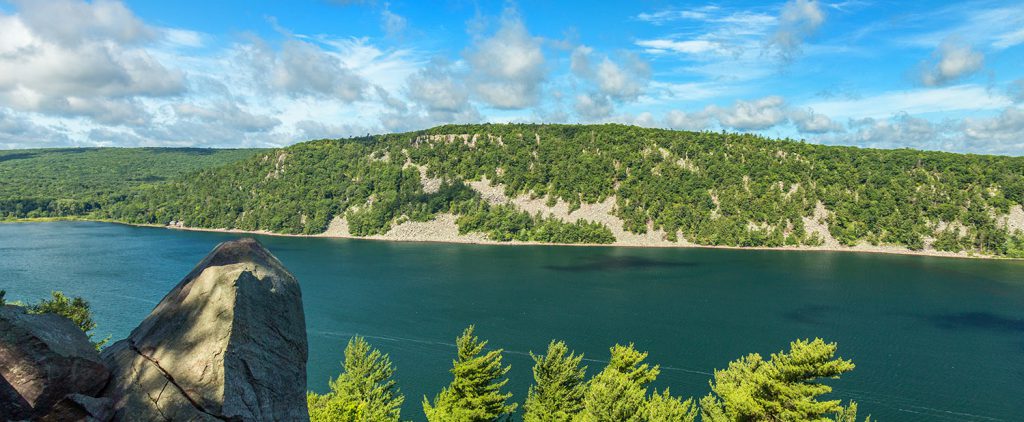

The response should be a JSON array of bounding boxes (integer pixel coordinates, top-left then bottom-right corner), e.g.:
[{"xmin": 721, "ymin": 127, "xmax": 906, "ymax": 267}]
[
  {"xmin": 574, "ymin": 93, "xmax": 613, "ymax": 119},
  {"xmin": 664, "ymin": 109, "xmax": 713, "ymax": 131},
  {"xmin": 405, "ymin": 59, "xmax": 470, "ymax": 113},
  {"xmin": 465, "ymin": 9, "xmax": 546, "ymax": 109},
  {"xmin": 10, "ymin": 0, "xmax": 153, "ymax": 46},
  {"xmin": 294, "ymin": 120, "xmax": 367, "ymax": 140},
  {"xmin": 572, "ymin": 48, "xmax": 651, "ymax": 101},
  {"xmin": 570, "ymin": 46, "xmax": 651, "ymax": 119},
  {"xmin": 767, "ymin": 0, "xmax": 825, "ymax": 62},
  {"xmin": 244, "ymin": 38, "xmax": 368, "ymax": 101},
  {"xmin": 802, "ymin": 107, "xmax": 1024, "ymax": 155},
  {"xmin": 0, "ymin": 108, "xmax": 71, "ymax": 149},
  {"xmin": 963, "ymin": 107, "xmax": 1024, "ymax": 144},
  {"xmin": 0, "ymin": 6, "xmax": 184, "ymax": 125},
  {"xmin": 172, "ymin": 102, "xmax": 281, "ymax": 133},
  {"xmin": 919, "ymin": 39, "xmax": 984, "ymax": 86},
  {"xmin": 789, "ymin": 107, "xmax": 843, "ymax": 133},
  {"xmin": 835, "ymin": 113, "xmax": 951, "ymax": 151},
  {"xmin": 712, "ymin": 96, "xmax": 790, "ymax": 130}
]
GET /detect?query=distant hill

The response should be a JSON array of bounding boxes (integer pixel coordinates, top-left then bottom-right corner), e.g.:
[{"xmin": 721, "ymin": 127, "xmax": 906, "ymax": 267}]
[
  {"xmin": 2, "ymin": 125, "xmax": 1022, "ymax": 256},
  {"xmin": 0, "ymin": 148, "xmax": 264, "ymax": 219},
  {"xmin": 86, "ymin": 124, "xmax": 1024, "ymax": 257}
]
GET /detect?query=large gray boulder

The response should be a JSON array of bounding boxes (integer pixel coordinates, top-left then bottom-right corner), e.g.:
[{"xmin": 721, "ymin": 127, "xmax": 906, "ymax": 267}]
[
  {"xmin": 100, "ymin": 238, "xmax": 308, "ymax": 421},
  {"xmin": 0, "ymin": 305, "xmax": 110, "ymax": 420}
]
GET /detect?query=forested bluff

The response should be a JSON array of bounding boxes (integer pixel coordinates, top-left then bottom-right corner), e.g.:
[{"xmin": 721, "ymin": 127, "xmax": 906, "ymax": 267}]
[{"xmin": 2, "ymin": 124, "xmax": 1023, "ymax": 257}]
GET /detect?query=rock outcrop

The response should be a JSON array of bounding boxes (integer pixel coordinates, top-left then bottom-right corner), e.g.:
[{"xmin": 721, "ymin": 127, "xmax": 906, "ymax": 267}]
[
  {"xmin": 0, "ymin": 305, "xmax": 110, "ymax": 420},
  {"xmin": 100, "ymin": 237, "xmax": 308, "ymax": 421}
]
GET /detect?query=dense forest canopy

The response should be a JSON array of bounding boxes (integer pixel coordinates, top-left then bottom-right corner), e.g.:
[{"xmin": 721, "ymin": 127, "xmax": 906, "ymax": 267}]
[
  {"xmin": 3, "ymin": 125, "xmax": 1023, "ymax": 255},
  {"xmin": 0, "ymin": 148, "xmax": 264, "ymax": 219}
]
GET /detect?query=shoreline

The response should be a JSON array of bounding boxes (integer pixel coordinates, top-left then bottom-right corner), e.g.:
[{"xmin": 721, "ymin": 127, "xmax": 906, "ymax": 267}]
[{"xmin": 4, "ymin": 216, "xmax": 1015, "ymax": 261}]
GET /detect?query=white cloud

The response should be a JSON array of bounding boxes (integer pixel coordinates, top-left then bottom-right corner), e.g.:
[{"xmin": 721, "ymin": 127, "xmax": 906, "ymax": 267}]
[
  {"xmin": 767, "ymin": 0, "xmax": 826, "ymax": 62},
  {"xmin": 812, "ymin": 108, "xmax": 1024, "ymax": 155},
  {"xmin": 405, "ymin": 59, "xmax": 469, "ymax": 112},
  {"xmin": 963, "ymin": 107, "xmax": 1024, "ymax": 144},
  {"xmin": 664, "ymin": 109, "xmax": 713, "ymax": 131},
  {"xmin": 806, "ymin": 84, "xmax": 1011, "ymax": 119},
  {"xmin": 0, "ymin": 9, "xmax": 184, "ymax": 125},
  {"xmin": 0, "ymin": 108, "xmax": 71, "ymax": 149},
  {"xmin": 10, "ymin": 0, "xmax": 153, "ymax": 46},
  {"xmin": 465, "ymin": 8, "xmax": 545, "ymax": 109},
  {"xmin": 244, "ymin": 38, "xmax": 368, "ymax": 101},
  {"xmin": 902, "ymin": 3, "xmax": 1024, "ymax": 51},
  {"xmin": 635, "ymin": 39, "xmax": 721, "ymax": 55},
  {"xmin": 569, "ymin": 46, "xmax": 650, "ymax": 118},
  {"xmin": 574, "ymin": 93, "xmax": 613, "ymax": 119},
  {"xmin": 635, "ymin": 6, "xmax": 719, "ymax": 24},
  {"xmin": 919, "ymin": 39, "xmax": 984, "ymax": 86},
  {"xmin": 172, "ymin": 102, "xmax": 281, "ymax": 133},
  {"xmin": 790, "ymin": 107, "xmax": 843, "ymax": 133},
  {"xmin": 712, "ymin": 96, "xmax": 789, "ymax": 130},
  {"xmin": 381, "ymin": 3, "xmax": 407, "ymax": 38}
]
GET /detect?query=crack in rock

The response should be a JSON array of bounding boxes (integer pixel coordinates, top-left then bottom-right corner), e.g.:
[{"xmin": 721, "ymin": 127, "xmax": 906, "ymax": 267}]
[{"xmin": 128, "ymin": 341, "xmax": 237, "ymax": 422}]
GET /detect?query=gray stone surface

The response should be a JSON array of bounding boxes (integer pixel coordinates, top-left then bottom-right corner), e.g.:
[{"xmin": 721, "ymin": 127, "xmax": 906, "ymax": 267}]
[
  {"xmin": 0, "ymin": 305, "xmax": 110, "ymax": 420},
  {"xmin": 39, "ymin": 393, "xmax": 115, "ymax": 422},
  {"xmin": 100, "ymin": 237, "xmax": 309, "ymax": 421}
]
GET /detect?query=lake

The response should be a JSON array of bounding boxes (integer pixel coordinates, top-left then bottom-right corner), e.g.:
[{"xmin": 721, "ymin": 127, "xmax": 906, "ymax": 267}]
[{"xmin": 1, "ymin": 221, "xmax": 1022, "ymax": 421}]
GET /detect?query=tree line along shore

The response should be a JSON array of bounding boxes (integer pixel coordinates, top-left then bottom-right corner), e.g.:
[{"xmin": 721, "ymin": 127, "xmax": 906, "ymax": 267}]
[{"xmin": 2, "ymin": 124, "xmax": 1023, "ymax": 257}]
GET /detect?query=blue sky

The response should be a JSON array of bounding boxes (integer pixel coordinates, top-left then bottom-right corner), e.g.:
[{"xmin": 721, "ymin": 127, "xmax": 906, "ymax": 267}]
[{"xmin": 0, "ymin": 0, "xmax": 1022, "ymax": 154}]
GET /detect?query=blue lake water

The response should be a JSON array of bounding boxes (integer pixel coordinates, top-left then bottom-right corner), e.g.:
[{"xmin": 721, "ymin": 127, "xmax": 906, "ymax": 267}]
[{"xmin": 1, "ymin": 221, "xmax": 1022, "ymax": 421}]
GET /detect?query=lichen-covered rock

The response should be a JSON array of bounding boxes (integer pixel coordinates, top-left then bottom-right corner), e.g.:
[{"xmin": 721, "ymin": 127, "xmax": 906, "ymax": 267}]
[
  {"xmin": 100, "ymin": 238, "xmax": 308, "ymax": 421},
  {"xmin": 0, "ymin": 305, "xmax": 110, "ymax": 420}
]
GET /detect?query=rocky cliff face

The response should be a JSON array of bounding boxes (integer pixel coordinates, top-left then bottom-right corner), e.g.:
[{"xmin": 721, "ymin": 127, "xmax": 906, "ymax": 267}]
[
  {"xmin": 1, "ymin": 237, "xmax": 309, "ymax": 421},
  {"xmin": 101, "ymin": 238, "xmax": 309, "ymax": 421}
]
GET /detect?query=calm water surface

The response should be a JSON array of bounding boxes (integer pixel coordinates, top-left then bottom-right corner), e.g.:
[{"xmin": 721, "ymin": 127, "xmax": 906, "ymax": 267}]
[{"xmin": 1, "ymin": 222, "xmax": 1022, "ymax": 421}]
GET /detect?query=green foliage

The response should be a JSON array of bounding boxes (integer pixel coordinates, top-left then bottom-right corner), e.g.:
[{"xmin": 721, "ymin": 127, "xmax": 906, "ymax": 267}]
[
  {"xmin": 456, "ymin": 204, "xmax": 615, "ymax": 244},
  {"xmin": 0, "ymin": 289, "xmax": 5, "ymax": 306},
  {"xmin": 1005, "ymin": 232, "xmax": 1024, "ymax": 258},
  {"xmin": 308, "ymin": 392, "xmax": 360, "ymax": 422},
  {"xmin": 27, "ymin": 291, "xmax": 107, "ymax": 350},
  {"xmin": 308, "ymin": 336, "xmax": 404, "ymax": 422},
  {"xmin": 700, "ymin": 338, "xmax": 866, "ymax": 422},
  {"xmin": 576, "ymin": 344, "xmax": 661, "ymax": 422},
  {"xmin": 423, "ymin": 326, "xmax": 517, "ymax": 421},
  {"xmin": 310, "ymin": 331, "xmax": 869, "ymax": 421},
  {"xmin": 645, "ymin": 389, "xmax": 697, "ymax": 422},
  {"xmin": 0, "ymin": 148, "xmax": 261, "ymax": 219},
  {"xmin": 78, "ymin": 124, "xmax": 1022, "ymax": 255},
  {"xmin": 523, "ymin": 341, "xmax": 588, "ymax": 422}
]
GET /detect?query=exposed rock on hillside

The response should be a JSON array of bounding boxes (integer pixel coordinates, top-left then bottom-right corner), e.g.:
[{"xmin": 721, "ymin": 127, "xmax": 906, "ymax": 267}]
[
  {"xmin": 0, "ymin": 305, "xmax": 110, "ymax": 420},
  {"xmin": 100, "ymin": 238, "xmax": 308, "ymax": 421}
]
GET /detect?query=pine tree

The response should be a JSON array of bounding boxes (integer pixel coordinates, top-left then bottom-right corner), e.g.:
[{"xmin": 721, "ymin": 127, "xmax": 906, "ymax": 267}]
[
  {"xmin": 575, "ymin": 344, "xmax": 659, "ymax": 422},
  {"xmin": 700, "ymin": 338, "xmax": 868, "ymax": 422},
  {"xmin": 423, "ymin": 326, "xmax": 517, "ymax": 422},
  {"xmin": 645, "ymin": 389, "xmax": 697, "ymax": 422},
  {"xmin": 523, "ymin": 341, "xmax": 588, "ymax": 422},
  {"xmin": 308, "ymin": 336, "xmax": 403, "ymax": 422}
]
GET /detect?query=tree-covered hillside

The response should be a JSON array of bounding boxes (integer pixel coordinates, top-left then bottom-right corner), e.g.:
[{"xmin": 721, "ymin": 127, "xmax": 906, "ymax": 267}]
[
  {"xmin": 94, "ymin": 124, "xmax": 1024, "ymax": 256},
  {"xmin": 0, "ymin": 148, "xmax": 263, "ymax": 219}
]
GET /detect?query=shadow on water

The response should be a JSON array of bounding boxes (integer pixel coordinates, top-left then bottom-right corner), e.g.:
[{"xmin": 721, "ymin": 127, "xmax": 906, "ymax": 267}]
[
  {"xmin": 929, "ymin": 311, "xmax": 1024, "ymax": 332},
  {"xmin": 781, "ymin": 305, "xmax": 837, "ymax": 325},
  {"xmin": 544, "ymin": 256, "xmax": 697, "ymax": 272}
]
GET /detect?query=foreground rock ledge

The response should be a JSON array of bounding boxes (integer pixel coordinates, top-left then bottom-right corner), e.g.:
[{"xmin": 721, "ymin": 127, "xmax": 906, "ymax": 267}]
[
  {"xmin": 100, "ymin": 237, "xmax": 308, "ymax": 421},
  {"xmin": 0, "ymin": 305, "xmax": 110, "ymax": 420}
]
